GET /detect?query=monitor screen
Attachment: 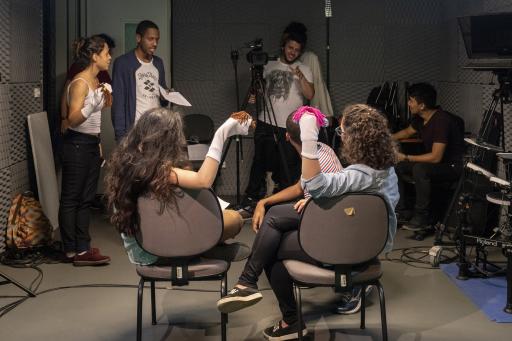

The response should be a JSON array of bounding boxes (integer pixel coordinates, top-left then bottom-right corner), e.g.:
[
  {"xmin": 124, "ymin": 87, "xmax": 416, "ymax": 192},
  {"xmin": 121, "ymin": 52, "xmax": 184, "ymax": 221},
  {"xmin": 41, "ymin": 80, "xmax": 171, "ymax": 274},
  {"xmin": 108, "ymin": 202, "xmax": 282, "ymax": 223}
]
[{"xmin": 458, "ymin": 13, "xmax": 512, "ymax": 59}]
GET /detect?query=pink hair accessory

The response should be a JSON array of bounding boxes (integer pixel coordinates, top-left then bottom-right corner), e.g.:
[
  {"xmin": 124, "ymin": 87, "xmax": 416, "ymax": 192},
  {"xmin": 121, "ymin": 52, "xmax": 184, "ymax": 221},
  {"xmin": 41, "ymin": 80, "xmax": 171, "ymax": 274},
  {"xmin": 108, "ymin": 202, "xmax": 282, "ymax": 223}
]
[{"xmin": 292, "ymin": 106, "xmax": 329, "ymax": 127}]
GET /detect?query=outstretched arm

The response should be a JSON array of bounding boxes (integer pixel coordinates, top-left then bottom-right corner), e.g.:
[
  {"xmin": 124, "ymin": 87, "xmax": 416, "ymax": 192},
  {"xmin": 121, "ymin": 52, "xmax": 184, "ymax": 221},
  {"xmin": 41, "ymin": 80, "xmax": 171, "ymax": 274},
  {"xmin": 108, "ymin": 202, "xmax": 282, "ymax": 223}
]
[{"xmin": 171, "ymin": 112, "xmax": 253, "ymax": 189}]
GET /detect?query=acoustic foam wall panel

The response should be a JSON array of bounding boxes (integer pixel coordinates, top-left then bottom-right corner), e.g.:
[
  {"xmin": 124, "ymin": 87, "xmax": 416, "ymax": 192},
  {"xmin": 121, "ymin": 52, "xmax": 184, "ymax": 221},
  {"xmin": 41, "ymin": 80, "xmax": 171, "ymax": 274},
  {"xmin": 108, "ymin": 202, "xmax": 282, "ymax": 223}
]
[
  {"xmin": 9, "ymin": 0, "xmax": 42, "ymax": 83},
  {"xmin": 0, "ymin": 84, "xmax": 10, "ymax": 169},
  {"xmin": 9, "ymin": 83, "xmax": 43, "ymax": 165},
  {"xmin": 0, "ymin": 167, "xmax": 11, "ymax": 253},
  {"xmin": 0, "ymin": 0, "xmax": 10, "ymax": 84}
]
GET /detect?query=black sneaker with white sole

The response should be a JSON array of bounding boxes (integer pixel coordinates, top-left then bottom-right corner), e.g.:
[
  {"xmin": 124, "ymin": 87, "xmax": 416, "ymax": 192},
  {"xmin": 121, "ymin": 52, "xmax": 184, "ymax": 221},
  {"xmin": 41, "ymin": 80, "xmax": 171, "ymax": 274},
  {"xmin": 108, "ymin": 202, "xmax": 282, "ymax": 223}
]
[
  {"xmin": 263, "ymin": 320, "xmax": 307, "ymax": 341},
  {"xmin": 216, "ymin": 286, "xmax": 263, "ymax": 313},
  {"xmin": 335, "ymin": 285, "xmax": 373, "ymax": 315}
]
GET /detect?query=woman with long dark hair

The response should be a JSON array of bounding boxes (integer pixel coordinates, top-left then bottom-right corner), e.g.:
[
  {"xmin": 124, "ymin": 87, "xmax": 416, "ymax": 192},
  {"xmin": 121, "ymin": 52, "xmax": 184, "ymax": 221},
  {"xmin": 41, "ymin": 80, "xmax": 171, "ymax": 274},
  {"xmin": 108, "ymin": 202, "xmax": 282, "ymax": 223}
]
[
  {"xmin": 105, "ymin": 108, "xmax": 252, "ymax": 265},
  {"xmin": 60, "ymin": 35, "xmax": 112, "ymax": 265}
]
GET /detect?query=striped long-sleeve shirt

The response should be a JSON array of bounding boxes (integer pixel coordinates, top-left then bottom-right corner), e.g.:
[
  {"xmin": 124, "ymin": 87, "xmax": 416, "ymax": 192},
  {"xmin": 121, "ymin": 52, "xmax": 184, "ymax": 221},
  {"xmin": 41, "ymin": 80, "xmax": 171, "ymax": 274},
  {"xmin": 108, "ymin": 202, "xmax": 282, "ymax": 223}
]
[{"xmin": 304, "ymin": 142, "xmax": 343, "ymax": 199}]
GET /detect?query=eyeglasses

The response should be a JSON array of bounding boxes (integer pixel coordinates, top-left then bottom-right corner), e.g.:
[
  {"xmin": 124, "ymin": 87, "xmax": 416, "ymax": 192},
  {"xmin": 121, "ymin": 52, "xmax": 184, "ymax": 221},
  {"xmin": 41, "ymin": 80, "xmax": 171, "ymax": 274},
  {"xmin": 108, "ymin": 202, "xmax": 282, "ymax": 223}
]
[{"xmin": 335, "ymin": 126, "xmax": 345, "ymax": 137}]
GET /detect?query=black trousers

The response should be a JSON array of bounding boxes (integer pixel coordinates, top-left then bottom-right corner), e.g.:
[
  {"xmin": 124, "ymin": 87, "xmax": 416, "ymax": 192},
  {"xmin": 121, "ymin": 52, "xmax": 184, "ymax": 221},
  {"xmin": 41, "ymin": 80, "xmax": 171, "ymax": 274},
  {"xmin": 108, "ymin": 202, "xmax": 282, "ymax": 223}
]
[
  {"xmin": 59, "ymin": 130, "xmax": 101, "ymax": 253},
  {"xmin": 395, "ymin": 161, "xmax": 462, "ymax": 214},
  {"xmin": 237, "ymin": 203, "xmax": 316, "ymax": 324},
  {"xmin": 245, "ymin": 120, "xmax": 300, "ymax": 200}
]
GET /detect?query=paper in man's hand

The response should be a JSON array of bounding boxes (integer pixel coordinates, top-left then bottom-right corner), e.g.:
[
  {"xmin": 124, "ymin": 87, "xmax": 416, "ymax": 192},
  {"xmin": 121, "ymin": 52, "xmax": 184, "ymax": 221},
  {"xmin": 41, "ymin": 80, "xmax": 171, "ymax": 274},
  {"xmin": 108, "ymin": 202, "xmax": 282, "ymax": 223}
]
[{"xmin": 159, "ymin": 85, "xmax": 192, "ymax": 106}]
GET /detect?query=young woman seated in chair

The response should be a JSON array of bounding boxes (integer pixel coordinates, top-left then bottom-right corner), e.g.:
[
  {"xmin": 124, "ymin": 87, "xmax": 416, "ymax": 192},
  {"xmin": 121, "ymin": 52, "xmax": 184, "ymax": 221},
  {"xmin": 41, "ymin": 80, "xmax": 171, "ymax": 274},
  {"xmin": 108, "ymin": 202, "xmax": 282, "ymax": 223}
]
[
  {"xmin": 217, "ymin": 104, "xmax": 399, "ymax": 340},
  {"xmin": 105, "ymin": 107, "xmax": 253, "ymax": 265}
]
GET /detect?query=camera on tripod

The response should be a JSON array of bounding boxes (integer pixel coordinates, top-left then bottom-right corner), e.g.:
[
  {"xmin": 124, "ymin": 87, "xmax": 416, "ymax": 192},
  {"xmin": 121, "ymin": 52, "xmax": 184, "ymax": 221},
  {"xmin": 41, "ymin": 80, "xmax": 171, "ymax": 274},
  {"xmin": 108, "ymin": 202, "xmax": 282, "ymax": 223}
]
[{"xmin": 245, "ymin": 38, "xmax": 269, "ymax": 66}]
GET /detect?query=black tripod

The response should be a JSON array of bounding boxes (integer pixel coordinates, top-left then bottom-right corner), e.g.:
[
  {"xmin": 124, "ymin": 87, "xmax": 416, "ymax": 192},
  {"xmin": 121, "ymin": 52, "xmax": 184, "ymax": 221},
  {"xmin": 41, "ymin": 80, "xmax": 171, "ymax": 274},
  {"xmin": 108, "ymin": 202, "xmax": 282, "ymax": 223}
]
[
  {"xmin": 477, "ymin": 69, "xmax": 511, "ymax": 150},
  {"xmin": 216, "ymin": 50, "xmax": 290, "ymax": 206},
  {"xmin": 246, "ymin": 63, "xmax": 292, "ymax": 190},
  {"xmin": 0, "ymin": 270, "xmax": 36, "ymax": 297}
]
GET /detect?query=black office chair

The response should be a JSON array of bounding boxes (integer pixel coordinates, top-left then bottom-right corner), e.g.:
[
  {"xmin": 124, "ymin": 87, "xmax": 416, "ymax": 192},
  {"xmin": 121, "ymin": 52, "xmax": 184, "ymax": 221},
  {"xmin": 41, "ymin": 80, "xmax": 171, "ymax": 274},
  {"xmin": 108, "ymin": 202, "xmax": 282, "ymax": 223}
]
[
  {"xmin": 183, "ymin": 114, "xmax": 214, "ymax": 144},
  {"xmin": 283, "ymin": 193, "xmax": 390, "ymax": 341}
]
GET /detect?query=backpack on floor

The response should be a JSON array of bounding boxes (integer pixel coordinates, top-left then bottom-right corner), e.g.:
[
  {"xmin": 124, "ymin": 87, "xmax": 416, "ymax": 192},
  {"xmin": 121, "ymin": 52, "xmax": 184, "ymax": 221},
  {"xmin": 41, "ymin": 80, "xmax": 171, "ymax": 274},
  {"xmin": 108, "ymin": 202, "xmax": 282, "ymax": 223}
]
[{"xmin": 6, "ymin": 191, "xmax": 52, "ymax": 249}]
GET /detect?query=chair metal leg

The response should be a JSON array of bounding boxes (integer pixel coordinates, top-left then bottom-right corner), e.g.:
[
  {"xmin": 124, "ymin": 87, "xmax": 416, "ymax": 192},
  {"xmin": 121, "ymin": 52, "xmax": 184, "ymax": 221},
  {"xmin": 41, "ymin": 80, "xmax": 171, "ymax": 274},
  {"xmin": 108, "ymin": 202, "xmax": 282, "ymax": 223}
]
[
  {"xmin": 376, "ymin": 281, "xmax": 388, "ymax": 341},
  {"xmin": 137, "ymin": 278, "xmax": 144, "ymax": 341},
  {"xmin": 221, "ymin": 273, "xmax": 228, "ymax": 341},
  {"xmin": 150, "ymin": 281, "xmax": 157, "ymax": 325},
  {"xmin": 360, "ymin": 285, "xmax": 367, "ymax": 329},
  {"xmin": 294, "ymin": 284, "xmax": 304, "ymax": 341}
]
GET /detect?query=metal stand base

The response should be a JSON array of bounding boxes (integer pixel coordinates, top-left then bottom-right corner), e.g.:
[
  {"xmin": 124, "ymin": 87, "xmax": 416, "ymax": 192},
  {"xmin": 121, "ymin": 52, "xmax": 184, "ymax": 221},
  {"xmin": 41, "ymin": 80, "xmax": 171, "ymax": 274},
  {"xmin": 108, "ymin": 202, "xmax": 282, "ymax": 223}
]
[{"xmin": 0, "ymin": 270, "xmax": 36, "ymax": 297}]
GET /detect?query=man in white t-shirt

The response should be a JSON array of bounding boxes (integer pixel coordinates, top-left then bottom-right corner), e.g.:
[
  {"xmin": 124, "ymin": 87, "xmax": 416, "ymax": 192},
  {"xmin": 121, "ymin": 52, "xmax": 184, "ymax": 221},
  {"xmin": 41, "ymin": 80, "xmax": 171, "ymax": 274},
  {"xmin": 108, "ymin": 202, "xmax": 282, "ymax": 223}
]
[
  {"xmin": 241, "ymin": 29, "xmax": 314, "ymax": 215},
  {"xmin": 112, "ymin": 20, "xmax": 169, "ymax": 141}
]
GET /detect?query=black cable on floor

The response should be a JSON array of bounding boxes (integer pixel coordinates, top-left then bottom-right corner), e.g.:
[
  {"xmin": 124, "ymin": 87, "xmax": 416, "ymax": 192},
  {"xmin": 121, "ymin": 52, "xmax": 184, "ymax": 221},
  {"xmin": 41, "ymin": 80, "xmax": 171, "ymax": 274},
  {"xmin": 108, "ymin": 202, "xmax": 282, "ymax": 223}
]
[
  {"xmin": 383, "ymin": 245, "xmax": 458, "ymax": 269},
  {"xmin": 0, "ymin": 262, "xmax": 273, "ymax": 319}
]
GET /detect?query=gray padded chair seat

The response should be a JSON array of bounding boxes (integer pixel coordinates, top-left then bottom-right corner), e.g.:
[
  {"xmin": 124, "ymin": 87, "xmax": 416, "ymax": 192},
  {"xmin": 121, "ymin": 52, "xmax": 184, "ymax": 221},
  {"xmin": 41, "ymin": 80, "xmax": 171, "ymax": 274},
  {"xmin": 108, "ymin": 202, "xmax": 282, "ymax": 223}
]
[
  {"xmin": 283, "ymin": 259, "xmax": 382, "ymax": 286},
  {"xmin": 136, "ymin": 258, "xmax": 229, "ymax": 280}
]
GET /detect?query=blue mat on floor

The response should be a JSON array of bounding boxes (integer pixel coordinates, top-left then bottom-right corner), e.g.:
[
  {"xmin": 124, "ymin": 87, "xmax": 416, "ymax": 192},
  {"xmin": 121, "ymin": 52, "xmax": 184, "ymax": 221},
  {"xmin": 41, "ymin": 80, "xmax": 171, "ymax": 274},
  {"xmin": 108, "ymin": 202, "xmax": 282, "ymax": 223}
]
[{"xmin": 440, "ymin": 263, "xmax": 512, "ymax": 322}]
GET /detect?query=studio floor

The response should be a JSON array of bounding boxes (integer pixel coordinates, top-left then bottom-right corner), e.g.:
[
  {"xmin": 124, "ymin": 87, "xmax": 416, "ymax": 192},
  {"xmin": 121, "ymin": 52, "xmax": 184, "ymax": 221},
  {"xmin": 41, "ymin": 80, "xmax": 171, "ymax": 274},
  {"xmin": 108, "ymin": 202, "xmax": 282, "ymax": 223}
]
[{"xmin": 1, "ymin": 210, "xmax": 511, "ymax": 341}]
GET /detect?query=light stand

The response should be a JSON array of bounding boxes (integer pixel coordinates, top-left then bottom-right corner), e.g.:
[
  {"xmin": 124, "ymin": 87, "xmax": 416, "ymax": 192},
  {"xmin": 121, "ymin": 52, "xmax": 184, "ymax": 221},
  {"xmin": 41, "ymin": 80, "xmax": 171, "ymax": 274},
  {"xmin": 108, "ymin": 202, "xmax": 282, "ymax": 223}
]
[
  {"xmin": 325, "ymin": 0, "xmax": 332, "ymax": 91},
  {"xmin": 216, "ymin": 49, "xmax": 245, "ymax": 206},
  {"xmin": 0, "ymin": 270, "xmax": 36, "ymax": 297}
]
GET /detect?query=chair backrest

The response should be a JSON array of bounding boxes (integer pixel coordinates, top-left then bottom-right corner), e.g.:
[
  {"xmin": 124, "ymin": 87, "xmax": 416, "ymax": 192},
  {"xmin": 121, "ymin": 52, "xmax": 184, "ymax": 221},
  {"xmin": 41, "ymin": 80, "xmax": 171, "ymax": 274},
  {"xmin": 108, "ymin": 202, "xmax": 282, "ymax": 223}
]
[
  {"xmin": 299, "ymin": 193, "xmax": 389, "ymax": 265},
  {"xmin": 136, "ymin": 188, "xmax": 223, "ymax": 258},
  {"xmin": 183, "ymin": 114, "xmax": 215, "ymax": 144}
]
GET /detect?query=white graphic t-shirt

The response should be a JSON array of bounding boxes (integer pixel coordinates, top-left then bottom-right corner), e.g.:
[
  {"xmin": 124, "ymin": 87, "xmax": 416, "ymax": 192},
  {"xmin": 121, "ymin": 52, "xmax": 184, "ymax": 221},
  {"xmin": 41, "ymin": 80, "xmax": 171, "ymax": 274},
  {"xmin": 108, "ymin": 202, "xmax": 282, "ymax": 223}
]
[
  {"xmin": 135, "ymin": 58, "xmax": 160, "ymax": 123},
  {"xmin": 258, "ymin": 59, "xmax": 313, "ymax": 128}
]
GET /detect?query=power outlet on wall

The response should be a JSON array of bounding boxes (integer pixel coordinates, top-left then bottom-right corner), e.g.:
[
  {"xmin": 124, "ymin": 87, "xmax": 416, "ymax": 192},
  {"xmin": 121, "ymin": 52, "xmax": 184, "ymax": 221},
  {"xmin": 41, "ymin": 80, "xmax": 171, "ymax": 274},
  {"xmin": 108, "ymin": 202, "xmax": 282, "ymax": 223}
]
[{"xmin": 33, "ymin": 87, "xmax": 41, "ymax": 98}]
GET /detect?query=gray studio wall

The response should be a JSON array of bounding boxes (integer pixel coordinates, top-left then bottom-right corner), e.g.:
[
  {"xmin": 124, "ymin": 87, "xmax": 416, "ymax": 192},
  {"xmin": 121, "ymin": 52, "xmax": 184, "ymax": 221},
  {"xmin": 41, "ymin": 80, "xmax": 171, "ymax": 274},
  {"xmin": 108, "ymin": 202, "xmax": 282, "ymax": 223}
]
[
  {"xmin": 173, "ymin": 0, "xmax": 512, "ymax": 196},
  {"xmin": 0, "ymin": 0, "xmax": 43, "ymax": 253},
  {"xmin": 54, "ymin": 0, "xmax": 172, "ymax": 193}
]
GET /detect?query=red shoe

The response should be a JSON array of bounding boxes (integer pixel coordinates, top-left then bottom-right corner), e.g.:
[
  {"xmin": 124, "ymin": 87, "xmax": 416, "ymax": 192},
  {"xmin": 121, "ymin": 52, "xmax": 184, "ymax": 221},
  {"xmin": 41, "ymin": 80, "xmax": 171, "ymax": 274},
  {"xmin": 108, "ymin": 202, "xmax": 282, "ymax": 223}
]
[{"xmin": 73, "ymin": 249, "xmax": 110, "ymax": 266}]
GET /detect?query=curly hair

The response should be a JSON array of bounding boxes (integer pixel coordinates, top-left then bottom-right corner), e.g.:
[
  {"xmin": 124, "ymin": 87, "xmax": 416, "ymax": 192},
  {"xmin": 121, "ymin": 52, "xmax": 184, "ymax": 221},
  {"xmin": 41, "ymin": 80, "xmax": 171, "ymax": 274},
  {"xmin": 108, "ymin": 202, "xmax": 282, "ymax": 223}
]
[
  {"xmin": 340, "ymin": 104, "xmax": 397, "ymax": 170},
  {"xmin": 104, "ymin": 107, "xmax": 189, "ymax": 235}
]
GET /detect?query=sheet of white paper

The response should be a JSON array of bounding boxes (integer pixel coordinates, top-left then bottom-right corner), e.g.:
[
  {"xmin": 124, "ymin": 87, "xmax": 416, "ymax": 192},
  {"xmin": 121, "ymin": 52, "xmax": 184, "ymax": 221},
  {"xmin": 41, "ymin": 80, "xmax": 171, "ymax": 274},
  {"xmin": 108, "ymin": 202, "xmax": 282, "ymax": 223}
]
[
  {"xmin": 187, "ymin": 144, "xmax": 209, "ymax": 161},
  {"xmin": 159, "ymin": 85, "xmax": 192, "ymax": 106},
  {"xmin": 217, "ymin": 197, "xmax": 231, "ymax": 211}
]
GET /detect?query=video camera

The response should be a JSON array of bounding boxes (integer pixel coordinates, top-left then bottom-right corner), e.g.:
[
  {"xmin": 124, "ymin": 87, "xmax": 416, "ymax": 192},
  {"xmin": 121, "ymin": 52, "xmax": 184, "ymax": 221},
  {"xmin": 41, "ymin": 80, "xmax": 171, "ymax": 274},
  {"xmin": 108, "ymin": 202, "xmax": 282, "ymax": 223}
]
[{"xmin": 245, "ymin": 38, "xmax": 269, "ymax": 66}]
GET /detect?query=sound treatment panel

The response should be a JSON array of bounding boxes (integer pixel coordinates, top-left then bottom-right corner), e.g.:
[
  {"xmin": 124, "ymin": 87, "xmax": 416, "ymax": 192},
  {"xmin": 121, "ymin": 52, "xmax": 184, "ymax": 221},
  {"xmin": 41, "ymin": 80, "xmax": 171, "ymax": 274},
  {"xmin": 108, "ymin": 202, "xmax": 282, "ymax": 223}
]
[
  {"xmin": 385, "ymin": 0, "xmax": 442, "ymax": 25},
  {"xmin": 9, "ymin": 160, "xmax": 29, "ymax": 198},
  {"xmin": 0, "ymin": 167, "xmax": 10, "ymax": 253},
  {"xmin": 0, "ymin": 85, "xmax": 10, "ymax": 169},
  {"xmin": 9, "ymin": 83, "xmax": 42, "ymax": 165},
  {"xmin": 0, "ymin": 0, "xmax": 10, "ymax": 84},
  {"xmin": 9, "ymin": 0, "xmax": 42, "ymax": 83}
]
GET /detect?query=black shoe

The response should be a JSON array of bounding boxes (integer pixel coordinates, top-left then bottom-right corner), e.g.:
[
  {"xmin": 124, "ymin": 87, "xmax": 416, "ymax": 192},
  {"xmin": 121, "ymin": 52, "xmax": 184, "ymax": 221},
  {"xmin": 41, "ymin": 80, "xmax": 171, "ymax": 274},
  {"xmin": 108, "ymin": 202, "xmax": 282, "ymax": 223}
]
[
  {"xmin": 402, "ymin": 213, "xmax": 430, "ymax": 232},
  {"xmin": 335, "ymin": 286, "xmax": 373, "ymax": 315},
  {"xmin": 237, "ymin": 205, "xmax": 254, "ymax": 220},
  {"xmin": 396, "ymin": 209, "xmax": 413, "ymax": 224},
  {"xmin": 217, "ymin": 286, "xmax": 263, "ymax": 313},
  {"xmin": 238, "ymin": 196, "xmax": 257, "ymax": 219},
  {"xmin": 263, "ymin": 320, "xmax": 307, "ymax": 341}
]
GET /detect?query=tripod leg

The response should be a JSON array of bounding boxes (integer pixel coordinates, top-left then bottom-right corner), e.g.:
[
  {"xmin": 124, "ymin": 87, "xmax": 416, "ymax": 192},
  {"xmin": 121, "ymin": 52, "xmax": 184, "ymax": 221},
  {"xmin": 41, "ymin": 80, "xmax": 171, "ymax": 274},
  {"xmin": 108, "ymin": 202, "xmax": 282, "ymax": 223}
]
[
  {"xmin": 435, "ymin": 171, "xmax": 465, "ymax": 244},
  {"xmin": 214, "ymin": 136, "xmax": 234, "ymax": 190},
  {"xmin": 273, "ymin": 132, "xmax": 292, "ymax": 184},
  {"xmin": 0, "ymin": 270, "xmax": 36, "ymax": 297}
]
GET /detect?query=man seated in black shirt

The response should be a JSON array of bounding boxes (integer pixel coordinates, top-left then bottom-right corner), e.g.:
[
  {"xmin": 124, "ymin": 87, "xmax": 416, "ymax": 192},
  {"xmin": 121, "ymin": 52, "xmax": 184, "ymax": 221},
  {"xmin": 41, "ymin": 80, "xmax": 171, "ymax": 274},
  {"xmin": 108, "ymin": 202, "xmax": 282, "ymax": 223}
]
[{"xmin": 393, "ymin": 83, "xmax": 465, "ymax": 230}]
